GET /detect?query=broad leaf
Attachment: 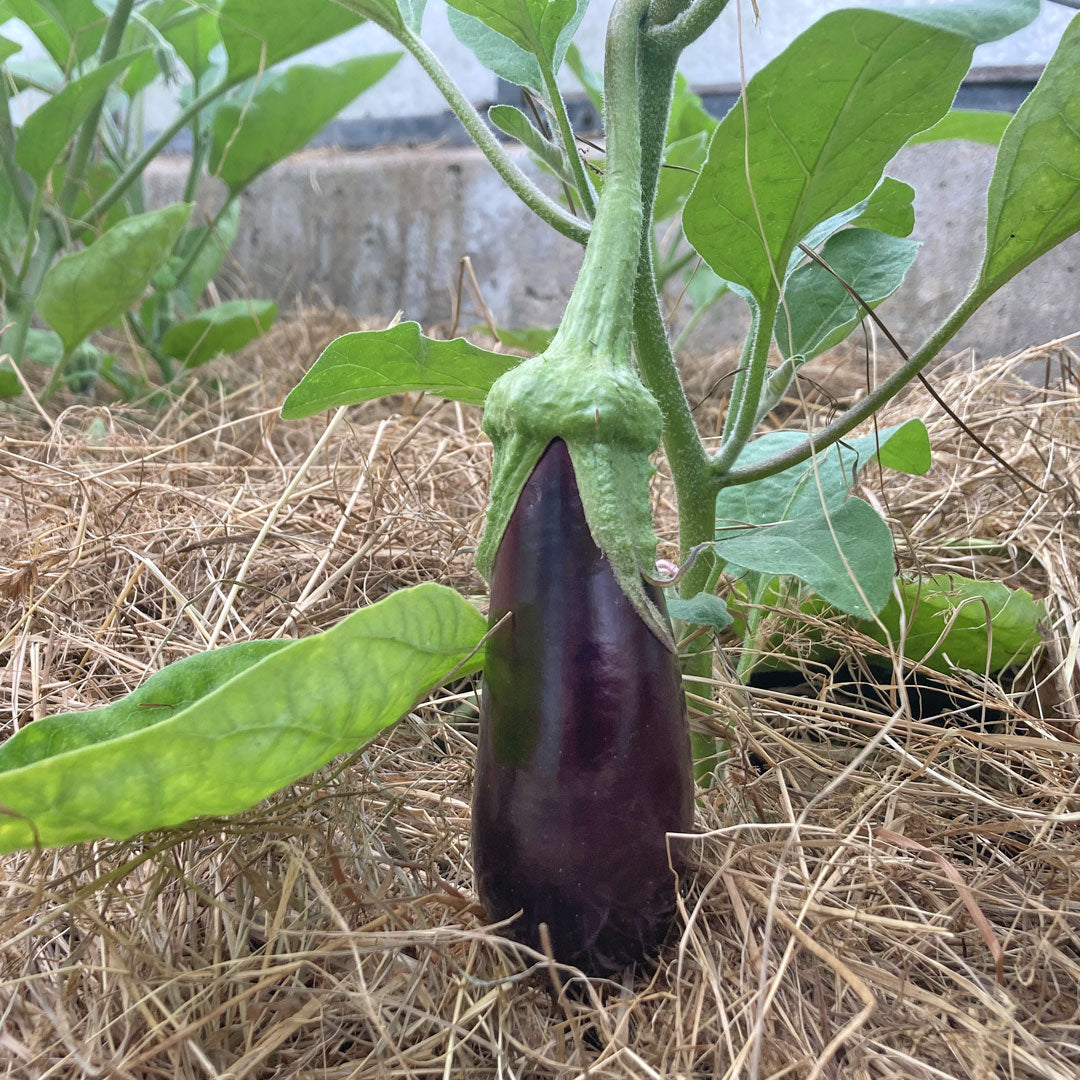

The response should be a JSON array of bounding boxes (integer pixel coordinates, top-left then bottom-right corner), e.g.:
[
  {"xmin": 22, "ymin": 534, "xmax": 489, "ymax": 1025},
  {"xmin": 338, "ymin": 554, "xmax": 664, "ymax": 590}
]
[
  {"xmin": 686, "ymin": 261, "xmax": 728, "ymax": 312},
  {"xmin": 885, "ymin": 0, "xmax": 1039, "ymax": 44},
  {"xmin": 858, "ymin": 574, "xmax": 1044, "ymax": 674},
  {"xmin": 852, "ymin": 177, "xmax": 915, "ymax": 238},
  {"xmin": 448, "ymin": 6, "xmax": 543, "ymax": 90},
  {"xmin": 908, "ymin": 108, "xmax": 1011, "ymax": 147},
  {"xmin": 282, "ymin": 322, "xmax": 522, "ymax": 418},
  {"xmin": 684, "ymin": 9, "xmax": 971, "ymax": 307},
  {"xmin": 6, "ymin": 0, "xmax": 104, "ymax": 66},
  {"xmin": 489, "ymin": 104, "xmax": 569, "ymax": 181},
  {"xmin": 978, "ymin": 13, "xmax": 1080, "ymax": 294},
  {"xmin": 160, "ymin": 299, "xmax": 277, "ymax": 368},
  {"xmin": 15, "ymin": 53, "xmax": 141, "ymax": 184},
  {"xmin": 668, "ymin": 592, "xmax": 733, "ymax": 633},
  {"xmin": 716, "ymin": 497, "xmax": 895, "ymax": 619},
  {"xmin": 716, "ymin": 419, "xmax": 931, "ymax": 530},
  {"xmin": 0, "ymin": 583, "xmax": 486, "ymax": 853},
  {"xmin": 219, "ymin": 0, "xmax": 366, "ymax": 81},
  {"xmin": 182, "ymin": 199, "xmax": 241, "ymax": 302},
  {"xmin": 37, "ymin": 203, "xmax": 193, "ymax": 354},
  {"xmin": 52, "ymin": 159, "xmax": 128, "ymax": 240},
  {"xmin": 777, "ymin": 229, "xmax": 920, "ymax": 359},
  {"xmin": 161, "ymin": 2, "xmax": 221, "ymax": 79},
  {"xmin": 210, "ymin": 54, "xmax": 400, "ymax": 193}
]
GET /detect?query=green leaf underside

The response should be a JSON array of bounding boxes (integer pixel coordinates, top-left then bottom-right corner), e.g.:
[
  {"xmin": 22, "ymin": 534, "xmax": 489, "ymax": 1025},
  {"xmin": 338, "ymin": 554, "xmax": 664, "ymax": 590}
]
[
  {"xmin": 908, "ymin": 108, "xmax": 1011, "ymax": 147},
  {"xmin": 211, "ymin": 54, "xmax": 400, "ymax": 193},
  {"xmin": 218, "ymin": 0, "xmax": 366, "ymax": 81},
  {"xmin": 448, "ymin": 6, "xmax": 543, "ymax": 90},
  {"xmin": 979, "ymin": 13, "xmax": 1080, "ymax": 294},
  {"xmin": 0, "ymin": 583, "xmax": 486, "ymax": 853},
  {"xmin": 883, "ymin": 0, "xmax": 1039, "ymax": 44},
  {"xmin": 859, "ymin": 574, "xmax": 1044, "ymax": 674},
  {"xmin": 718, "ymin": 497, "xmax": 894, "ymax": 619},
  {"xmin": 778, "ymin": 229, "xmax": 920, "ymax": 360},
  {"xmin": 668, "ymin": 592, "xmax": 733, "ymax": 633},
  {"xmin": 489, "ymin": 104, "xmax": 568, "ymax": 180},
  {"xmin": 37, "ymin": 203, "xmax": 193, "ymax": 354},
  {"xmin": 15, "ymin": 53, "xmax": 141, "ymax": 184},
  {"xmin": 684, "ymin": 9, "xmax": 972, "ymax": 307},
  {"xmin": 445, "ymin": 0, "xmax": 581, "ymax": 68},
  {"xmin": 7, "ymin": 0, "xmax": 105, "ymax": 66},
  {"xmin": 281, "ymin": 322, "xmax": 523, "ymax": 418},
  {"xmin": 160, "ymin": 299, "xmax": 278, "ymax": 368}
]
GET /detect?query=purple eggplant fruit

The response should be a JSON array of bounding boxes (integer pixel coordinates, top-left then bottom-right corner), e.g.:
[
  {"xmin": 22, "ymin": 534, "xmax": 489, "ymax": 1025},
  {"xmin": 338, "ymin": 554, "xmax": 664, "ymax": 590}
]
[{"xmin": 473, "ymin": 438, "xmax": 694, "ymax": 974}]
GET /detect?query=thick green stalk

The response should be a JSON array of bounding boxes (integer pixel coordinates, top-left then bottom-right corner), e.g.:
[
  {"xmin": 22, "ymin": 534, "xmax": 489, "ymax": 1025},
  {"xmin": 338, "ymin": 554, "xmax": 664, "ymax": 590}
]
[
  {"xmin": 715, "ymin": 288, "xmax": 985, "ymax": 488},
  {"xmin": 58, "ymin": 0, "xmax": 136, "ymax": 216},
  {"xmin": 539, "ymin": 65, "xmax": 596, "ymax": 219},
  {"xmin": 648, "ymin": 0, "xmax": 733, "ymax": 49},
  {"xmin": 402, "ymin": 30, "xmax": 589, "ymax": 247}
]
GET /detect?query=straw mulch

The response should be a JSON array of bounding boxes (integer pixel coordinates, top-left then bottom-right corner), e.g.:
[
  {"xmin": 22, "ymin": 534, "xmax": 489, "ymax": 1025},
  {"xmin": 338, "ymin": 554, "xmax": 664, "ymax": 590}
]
[{"xmin": 1, "ymin": 311, "xmax": 1079, "ymax": 1079}]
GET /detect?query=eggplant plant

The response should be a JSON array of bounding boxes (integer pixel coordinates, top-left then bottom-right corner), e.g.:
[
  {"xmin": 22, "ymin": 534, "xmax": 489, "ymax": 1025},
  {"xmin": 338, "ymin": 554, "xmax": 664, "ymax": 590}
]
[
  {"xmin": 0, "ymin": 0, "xmax": 1075, "ymax": 974},
  {"xmin": 0, "ymin": 0, "xmax": 398, "ymax": 398}
]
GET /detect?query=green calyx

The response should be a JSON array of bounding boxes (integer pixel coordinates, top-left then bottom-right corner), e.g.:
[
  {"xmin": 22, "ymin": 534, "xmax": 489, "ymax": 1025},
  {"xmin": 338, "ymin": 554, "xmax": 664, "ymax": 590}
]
[{"xmin": 477, "ymin": 344, "xmax": 672, "ymax": 650}]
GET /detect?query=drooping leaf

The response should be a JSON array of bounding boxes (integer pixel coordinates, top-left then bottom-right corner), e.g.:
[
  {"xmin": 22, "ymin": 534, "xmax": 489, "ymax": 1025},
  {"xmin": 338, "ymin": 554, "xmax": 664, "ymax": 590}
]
[
  {"xmin": 281, "ymin": 322, "xmax": 522, "ymax": 418},
  {"xmin": 777, "ymin": 229, "xmax": 920, "ymax": 359},
  {"xmin": 667, "ymin": 592, "xmax": 733, "ymax": 633},
  {"xmin": 160, "ymin": 299, "xmax": 277, "ymax": 368},
  {"xmin": 858, "ymin": 573, "xmax": 1044, "ymax": 674},
  {"xmin": 978, "ymin": 13, "xmax": 1080, "ymax": 295},
  {"xmin": 564, "ymin": 41, "xmax": 602, "ymax": 113},
  {"xmin": 716, "ymin": 419, "xmax": 931, "ymax": 530},
  {"xmin": 684, "ymin": 9, "xmax": 971, "ymax": 307},
  {"xmin": 6, "ymin": 0, "xmax": 105, "ymax": 66},
  {"xmin": 716, "ymin": 497, "xmax": 895, "ymax": 619},
  {"xmin": 884, "ymin": 0, "xmax": 1039, "ymax": 44},
  {"xmin": 908, "ymin": 108, "xmax": 1011, "ymax": 147},
  {"xmin": 210, "ymin": 54, "xmax": 400, "ymax": 193},
  {"xmin": 218, "ymin": 0, "xmax": 366, "ymax": 81},
  {"xmin": 15, "ymin": 53, "xmax": 141, "ymax": 184},
  {"xmin": 489, "ymin": 104, "xmax": 569, "ymax": 181},
  {"xmin": 37, "ymin": 203, "xmax": 193, "ymax": 354},
  {"xmin": 0, "ymin": 583, "xmax": 486, "ymax": 853}
]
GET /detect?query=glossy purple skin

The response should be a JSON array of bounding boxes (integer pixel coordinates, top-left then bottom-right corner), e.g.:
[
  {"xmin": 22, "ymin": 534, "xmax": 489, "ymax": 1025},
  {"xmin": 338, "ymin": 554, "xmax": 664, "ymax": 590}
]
[{"xmin": 472, "ymin": 439, "xmax": 693, "ymax": 973}]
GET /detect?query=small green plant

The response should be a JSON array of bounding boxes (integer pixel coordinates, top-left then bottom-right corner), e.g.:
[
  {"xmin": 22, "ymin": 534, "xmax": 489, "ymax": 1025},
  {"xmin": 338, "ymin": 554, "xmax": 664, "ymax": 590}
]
[
  {"xmin": 0, "ymin": 0, "xmax": 1072, "ymax": 966},
  {"xmin": 0, "ymin": 0, "xmax": 399, "ymax": 399}
]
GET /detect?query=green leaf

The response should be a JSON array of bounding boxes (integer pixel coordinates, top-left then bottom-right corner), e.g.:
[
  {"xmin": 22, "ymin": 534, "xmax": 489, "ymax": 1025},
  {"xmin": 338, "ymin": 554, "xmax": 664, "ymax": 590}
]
[
  {"xmin": 0, "ymin": 359, "xmax": 20, "ymax": 397},
  {"xmin": 668, "ymin": 592, "xmax": 733, "ymax": 633},
  {"xmin": 0, "ymin": 583, "xmax": 486, "ymax": 853},
  {"xmin": 778, "ymin": 229, "xmax": 920, "ymax": 359},
  {"xmin": 908, "ymin": 108, "xmax": 1011, "ymax": 147},
  {"xmin": 0, "ymin": 33, "xmax": 21, "ymax": 62},
  {"xmin": 852, "ymin": 177, "xmax": 915, "ymax": 238},
  {"xmin": 654, "ymin": 130, "xmax": 709, "ymax": 222},
  {"xmin": 160, "ymin": 298, "xmax": 277, "ymax": 368},
  {"xmin": 858, "ymin": 574, "xmax": 1044, "ymax": 673},
  {"xmin": 5, "ymin": 53, "xmax": 63, "ymax": 93},
  {"xmin": 716, "ymin": 497, "xmax": 895, "ymax": 619},
  {"xmin": 565, "ymin": 41, "xmax": 602, "ymax": 113},
  {"xmin": 218, "ymin": 0, "xmax": 366, "ymax": 81},
  {"xmin": 161, "ymin": 2, "xmax": 221, "ymax": 79},
  {"xmin": 52, "ymin": 159, "xmax": 129, "ymax": 239},
  {"xmin": 666, "ymin": 73, "xmax": 716, "ymax": 144},
  {"xmin": 486, "ymin": 325, "xmax": 557, "ymax": 354},
  {"xmin": 182, "ymin": 199, "xmax": 241, "ymax": 302},
  {"xmin": 684, "ymin": 9, "xmax": 971, "ymax": 307},
  {"xmin": 6, "ymin": 0, "xmax": 105, "ymax": 66},
  {"xmin": 14, "ymin": 53, "xmax": 141, "ymax": 184},
  {"xmin": 23, "ymin": 327, "xmax": 63, "ymax": 366},
  {"xmin": 884, "ymin": 0, "xmax": 1039, "ymax": 44},
  {"xmin": 978, "ymin": 13, "xmax": 1080, "ymax": 295},
  {"xmin": 686, "ymin": 261, "xmax": 728, "ymax": 312},
  {"xmin": 717, "ymin": 419, "xmax": 931, "ymax": 530},
  {"xmin": 448, "ymin": 6, "xmax": 542, "ymax": 90},
  {"xmin": 281, "ymin": 322, "xmax": 522, "ymax": 418},
  {"xmin": 210, "ymin": 53, "xmax": 400, "ymax": 193},
  {"xmin": 37, "ymin": 203, "xmax": 193, "ymax": 354},
  {"xmin": 488, "ymin": 104, "xmax": 569, "ymax": 181}
]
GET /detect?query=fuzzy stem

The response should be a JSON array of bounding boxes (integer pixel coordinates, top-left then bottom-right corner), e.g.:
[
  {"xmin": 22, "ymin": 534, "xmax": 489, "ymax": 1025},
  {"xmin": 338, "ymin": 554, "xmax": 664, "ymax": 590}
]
[
  {"xmin": 540, "ymin": 65, "xmax": 597, "ymax": 219},
  {"xmin": 648, "ymin": 0, "xmax": 733, "ymax": 49}
]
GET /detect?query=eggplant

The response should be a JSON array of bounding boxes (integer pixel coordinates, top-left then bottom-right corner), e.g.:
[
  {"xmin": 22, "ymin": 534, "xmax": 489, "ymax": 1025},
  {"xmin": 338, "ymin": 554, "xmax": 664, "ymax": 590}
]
[{"xmin": 473, "ymin": 438, "xmax": 694, "ymax": 973}]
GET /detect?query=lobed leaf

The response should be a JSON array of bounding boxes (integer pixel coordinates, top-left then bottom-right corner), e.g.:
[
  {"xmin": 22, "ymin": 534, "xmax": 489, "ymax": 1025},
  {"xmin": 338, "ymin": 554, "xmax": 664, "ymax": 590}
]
[
  {"xmin": 281, "ymin": 322, "xmax": 523, "ymax": 418},
  {"xmin": 0, "ymin": 583, "xmax": 486, "ymax": 853}
]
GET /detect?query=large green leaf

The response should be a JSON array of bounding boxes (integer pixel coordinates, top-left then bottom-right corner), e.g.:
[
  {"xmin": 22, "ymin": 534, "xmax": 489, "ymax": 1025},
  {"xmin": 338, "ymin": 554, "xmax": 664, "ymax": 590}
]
[
  {"xmin": 6, "ymin": 0, "xmax": 104, "ymax": 66},
  {"xmin": 978, "ymin": 13, "xmax": 1080, "ymax": 295},
  {"xmin": 218, "ymin": 0, "xmax": 366, "ymax": 81},
  {"xmin": 778, "ymin": 229, "xmax": 920, "ymax": 359},
  {"xmin": 14, "ymin": 53, "xmax": 141, "ymax": 184},
  {"xmin": 210, "ymin": 53, "xmax": 400, "ymax": 193},
  {"xmin": 281, "ymin": 322, "xmax": 522, "ymax": 418},
  {"xmin": 717, "ymin": 420, "xmax": 931, "ymax": 530},
  {"xmin": 716, "ymin": 497, "xmax": 895, "ymax": 619},
  {"xmin": 0, "ymin": 583, "xmax": 486, "ymax": 853},
  {"xmin": 858, "ymin": 574, "xmax": 1044, "ymax": 674},
  {"xmin": 683, "ymin": 9, "xmax": 971, "ymax": 307},
  {"xmin": 908, "ymin": 108, "xmax": 1011, "ymax": 147},
  {"xmin": 37, "ymin": 203, "xmax": 193, "ymax": 354},
  {"xmin": 884, "ymin": 0, "xmax": 1039, "ymax": 44},
  {"xmin": 160, "ymin": 298, "xmax": 277, "ymax": 368}
]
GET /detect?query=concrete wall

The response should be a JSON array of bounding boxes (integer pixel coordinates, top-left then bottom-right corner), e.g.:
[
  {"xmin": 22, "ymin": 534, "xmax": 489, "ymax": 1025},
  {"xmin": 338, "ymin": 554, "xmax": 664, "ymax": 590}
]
[{"xmin": 147, "ymin": 137, "xmax": 1079, "ymax": 359}]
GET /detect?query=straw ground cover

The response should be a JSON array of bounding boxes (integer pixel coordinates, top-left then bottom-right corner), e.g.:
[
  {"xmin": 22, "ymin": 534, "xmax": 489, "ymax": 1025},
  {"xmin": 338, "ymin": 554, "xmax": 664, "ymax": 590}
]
[{"xmin": 1, "ymin": 310, "xmax": 1079, "ymax": 1078}]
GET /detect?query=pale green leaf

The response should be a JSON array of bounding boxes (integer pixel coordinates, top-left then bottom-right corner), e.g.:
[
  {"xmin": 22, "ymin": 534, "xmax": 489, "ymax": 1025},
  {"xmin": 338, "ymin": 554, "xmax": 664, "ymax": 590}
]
[
  {"xmin": 908, "ymin": 108, "xmax": 1011, "ymax": 147},
  {"xmin": 489, "ymin": 104, "xmax": 569, "ymax": 181},
  {"xmin": 160, "ymin": 299, "xmax": 277, "ymax": 368},
  {"xmin": 884, "ymin": 0, "xmax": 1039, "ymax": 44}
]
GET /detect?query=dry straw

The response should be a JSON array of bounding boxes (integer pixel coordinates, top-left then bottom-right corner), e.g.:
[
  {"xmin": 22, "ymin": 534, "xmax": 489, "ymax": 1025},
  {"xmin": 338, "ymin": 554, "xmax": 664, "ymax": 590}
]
[{"xmin": 1, "ymin": 311, "xmax": 1078, "ymax": 1078}]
